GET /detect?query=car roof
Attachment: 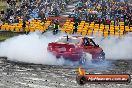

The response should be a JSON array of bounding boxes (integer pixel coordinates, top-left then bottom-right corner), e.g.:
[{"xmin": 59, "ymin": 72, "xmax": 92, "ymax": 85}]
[
  {"xmin": 85, "ymin": 36, "xmax": 95, "ymax": 39},
  {"xmin": 63, "ymin": 36, "xmax": 95, "ymax": 39}
]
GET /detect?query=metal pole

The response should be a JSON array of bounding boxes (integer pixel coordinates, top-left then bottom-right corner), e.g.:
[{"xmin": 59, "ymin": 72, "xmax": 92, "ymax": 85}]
[{"xmin": 124, "ymin": 14, "xmax": 126, "ymax": 31}]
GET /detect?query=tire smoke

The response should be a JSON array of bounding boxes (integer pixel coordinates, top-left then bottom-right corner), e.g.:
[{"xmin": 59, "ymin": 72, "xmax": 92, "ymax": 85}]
[
  {"xmin": 0, "ymin": 32, "xmax": 66, "ymax": 65},
  {"xmin": 0, "ymin": 31, "xmax": 132, "ymax": 65},
  {"xmin": 95, "ymin": 33, "xmax": 132, "ymax": 59}
]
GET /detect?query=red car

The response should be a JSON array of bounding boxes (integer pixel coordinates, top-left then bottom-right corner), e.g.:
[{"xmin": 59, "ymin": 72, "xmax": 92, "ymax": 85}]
[{"xmin": 47, "ymin": 36, "xmax": 105, "ymax": 64}]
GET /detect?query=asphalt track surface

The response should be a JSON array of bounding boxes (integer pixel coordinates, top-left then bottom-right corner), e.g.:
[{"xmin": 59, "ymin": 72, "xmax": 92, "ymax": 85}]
[
  {"xmin": 0, "ymin": 1, "xmax": 132, "ymax": 88},
  {"xmin": 0, "ymin": 31, "xmax": 132, "ymax": 88},
  {"xmin": 0, "ymin": 58, "xmax": 132, "ymax": 88},
  {"xmin": 0, "ymin": 28, "xmax": 132, "ymax": 88}
]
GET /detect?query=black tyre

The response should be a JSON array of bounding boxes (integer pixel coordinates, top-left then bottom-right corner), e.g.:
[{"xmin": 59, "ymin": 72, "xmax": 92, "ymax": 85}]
[
  {"xmin": 98, "ymin": 51, "xmax": 105, "ymax": 61},
  {"xmin": 79, "ymin": 53, "xmax": 87, "ymax": 65},
  {"xmin": 92, "ymin": 52, "xmax": 105, "ymax": 63},
  {"xmin": 56, "ymin": 55, "xmax": 61, "ymax": 59}
]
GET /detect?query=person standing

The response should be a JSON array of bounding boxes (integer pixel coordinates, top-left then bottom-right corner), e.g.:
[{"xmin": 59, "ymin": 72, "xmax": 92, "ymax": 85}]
[
  {"xmin": 73, "ymin": 21, "xmax": 78, "ymax": 34},
  {"xmin": 0, "ymin": 9, "xmax": 4, "ymax": 18},
  {"xmin": 53, "ymin": 20, "xmax": 59, "ymax": 34}
]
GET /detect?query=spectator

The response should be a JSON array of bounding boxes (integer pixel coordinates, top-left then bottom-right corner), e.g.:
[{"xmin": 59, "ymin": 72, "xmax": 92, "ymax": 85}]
[
  {"xmin": 73, "ymin": 21, "xmax": 78, "ymax": 34},
  {"xmin": 1, "ymin": 0, "xmax": 132, "ymax": 26},
  {"xmin": 0, "ymin": 9, "xmax": 5, "ymax": 18},
  {"xmin": 53, "ymin": 19, "xmax": 59, "ymax": 34}
]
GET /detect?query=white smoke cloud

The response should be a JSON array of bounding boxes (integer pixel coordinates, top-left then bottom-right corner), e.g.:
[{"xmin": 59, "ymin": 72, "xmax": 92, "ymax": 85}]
[
  {"xmin": 0, "ymin": 31, "xmax": 132, "ymax": 66},
  {"xmin": 0, "ymin": 31, "xmax": 66, "ymax": 65},
  {"xmin": 95, "ymin": 33, "xmax": 132, "ymax": 59}
]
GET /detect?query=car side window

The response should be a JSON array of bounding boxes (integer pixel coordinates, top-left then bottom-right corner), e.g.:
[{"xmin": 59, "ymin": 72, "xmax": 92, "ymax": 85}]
[
  {"xmin": 83, "ymin": 38, "xmax": 94, "ymax": 46},
  {"xmin": 88, "ymin": 39, "xmax": 95, "ymax": 46}
]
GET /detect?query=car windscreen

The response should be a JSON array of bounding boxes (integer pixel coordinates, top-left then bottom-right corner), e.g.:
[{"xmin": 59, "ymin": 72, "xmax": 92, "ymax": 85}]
[{"xmin": 56, "ymin": 37, "xmax": 80, "ymax": 44}]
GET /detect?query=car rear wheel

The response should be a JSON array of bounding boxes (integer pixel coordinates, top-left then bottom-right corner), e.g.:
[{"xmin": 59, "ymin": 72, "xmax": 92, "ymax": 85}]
[
  {"xmin": 79, "ymin": 53, "xmax": 87, "ymax": 65},
  {"xmin": 56, "ymin": 55, "xmax": 61, "ymax": 59}
]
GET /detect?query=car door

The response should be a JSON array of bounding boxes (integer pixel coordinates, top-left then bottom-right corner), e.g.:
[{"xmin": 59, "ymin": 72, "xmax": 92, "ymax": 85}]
[{"xmin": 81, "ymin": 38, "xmax": 96, "ymax": 54}]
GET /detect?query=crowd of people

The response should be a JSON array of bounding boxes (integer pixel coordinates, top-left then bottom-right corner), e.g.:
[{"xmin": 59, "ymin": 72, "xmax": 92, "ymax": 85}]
[
  {"xmin": 0, "ymin": 0, "xmax": 132, "ymax": 27},
  {"xmin": 0, "ymin": 0, "xmax": 70, "ymax": 23},
  {"xmin": 72, "ymin": 0, "xmax": 132, "ymax": 26}
]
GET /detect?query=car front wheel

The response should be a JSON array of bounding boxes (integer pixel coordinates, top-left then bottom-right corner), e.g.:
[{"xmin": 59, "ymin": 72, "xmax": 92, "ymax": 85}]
[
  {"xmin": 98, "ymin": 51, "xmax": 105, "ymax": 61},
  {"xmin": 92, "ymin": 52, "xmax": 105, "ymax": 63}
]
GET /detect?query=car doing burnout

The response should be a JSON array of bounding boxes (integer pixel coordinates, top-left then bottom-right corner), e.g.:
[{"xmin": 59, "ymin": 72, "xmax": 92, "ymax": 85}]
[{"xmin": 47, "ymin": 36, "xmax": 105, "ymax": 64}]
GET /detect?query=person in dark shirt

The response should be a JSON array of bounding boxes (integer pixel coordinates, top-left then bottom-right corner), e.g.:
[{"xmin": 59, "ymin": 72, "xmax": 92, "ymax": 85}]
[
  {"xmin": 23, "ymin": 21, "xmax": 26, "ymax": 28},
  {"xmin": 1, "ymin": 10, "xmax": 4, "ymax": 14},
  {"xmin": 73, "ymin": 21, "xmax": 78, "ymax": 34},
  {"xmin": 7, "ymin": 0, "xmax": 11, "ymax": 4},
  {"xmin": 0, "ymin": 9, "xmax": 4, "ymax": 18}
]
